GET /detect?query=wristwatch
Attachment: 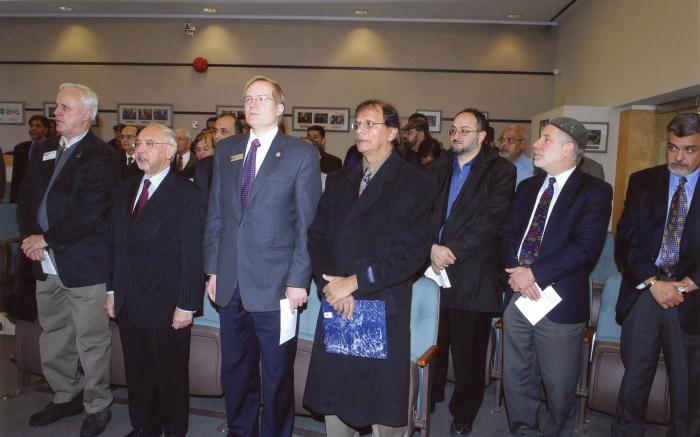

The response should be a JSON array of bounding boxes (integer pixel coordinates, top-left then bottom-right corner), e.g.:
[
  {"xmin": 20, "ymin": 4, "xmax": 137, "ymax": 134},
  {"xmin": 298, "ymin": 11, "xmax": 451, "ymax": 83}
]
[{"xmin": 645, "ymin": 278, "xmax": 657, "ymax": 288}]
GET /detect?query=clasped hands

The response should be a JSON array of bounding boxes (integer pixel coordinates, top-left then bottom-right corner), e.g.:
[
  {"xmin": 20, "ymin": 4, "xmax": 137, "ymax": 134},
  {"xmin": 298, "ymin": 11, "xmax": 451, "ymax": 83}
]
[
  {"xmin": 505, "ymin": 266, "xmax": 541, "ymax": 300},
  {"xmin": 21, "ymin": 234, "xmax": 47, "ymax": 261},
  {"xmin": 103, "ymin": 293, "xmax": 193, "ymax": 329},
  {"xmin": 648, "ymin": 276, "xmax": 698, "ymax": 310},
  {"xmin": 322, "ymin": 274, "xmax": 358, "ymax": 320}
]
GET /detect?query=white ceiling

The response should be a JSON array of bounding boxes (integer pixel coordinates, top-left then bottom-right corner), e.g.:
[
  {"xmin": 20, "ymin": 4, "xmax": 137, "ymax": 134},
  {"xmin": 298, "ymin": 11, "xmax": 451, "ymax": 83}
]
[{"xmin": 0, "ymin": 0, "xmax": 578, "ymax": 25}]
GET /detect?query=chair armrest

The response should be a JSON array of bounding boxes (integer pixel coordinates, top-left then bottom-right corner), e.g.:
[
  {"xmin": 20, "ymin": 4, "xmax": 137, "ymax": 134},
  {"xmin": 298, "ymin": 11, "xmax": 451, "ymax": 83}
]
[{"xmin": 416, "ymin": 345, "xmax": 439, "ymax": 368}]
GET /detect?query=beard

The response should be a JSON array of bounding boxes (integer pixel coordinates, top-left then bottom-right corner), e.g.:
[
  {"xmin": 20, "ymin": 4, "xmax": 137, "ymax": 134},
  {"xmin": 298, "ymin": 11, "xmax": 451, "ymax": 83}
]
[{"xmin": 452, "ymin": 137, "xmax": 479, "ymax": 157}]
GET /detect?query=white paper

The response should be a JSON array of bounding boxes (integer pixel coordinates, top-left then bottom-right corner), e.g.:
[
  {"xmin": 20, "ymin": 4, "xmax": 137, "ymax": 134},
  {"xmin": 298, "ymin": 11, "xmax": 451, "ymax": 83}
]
[
  {"xmin": 43, "ymin": 150, "xmax": 56, "ymax": 161},
  {"xmin": 40, "ymin": 249, "xmax": 57, "ymax": 275},
  {"xmin": 514, "ymin": 284, "xmax": 562, "ymax": 326},
  {"xmin": 424, "ymin": 266, "xmax": 452, "ymax": 288},
  {"xmin": 279, "ymin": 298, "xmax": 298, "ymax": 345}
]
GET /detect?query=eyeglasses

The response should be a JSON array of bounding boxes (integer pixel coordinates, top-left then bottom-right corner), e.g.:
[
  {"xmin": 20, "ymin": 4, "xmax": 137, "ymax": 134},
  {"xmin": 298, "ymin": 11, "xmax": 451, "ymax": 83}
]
[
  {"xmin": 448, "ymin": 127, "xmax": 481, "ymax": 136},
  {"xmin": 134, "ymin": 140, "xmax": 170, "ymax": 149},
  {"xmin": 351, "ymin": 120, "xmax": 386, "ymax": 130},
  {"xmin": 194, "ymin": 146, "xmax": 211, "ymax": 153},
  {"xmin": 499, "ymin": 136, "xmax": 523, "ymax": 145},
  {"xmin": 242, "ymin": 95, "xmax": 275, "ymax": 105}
]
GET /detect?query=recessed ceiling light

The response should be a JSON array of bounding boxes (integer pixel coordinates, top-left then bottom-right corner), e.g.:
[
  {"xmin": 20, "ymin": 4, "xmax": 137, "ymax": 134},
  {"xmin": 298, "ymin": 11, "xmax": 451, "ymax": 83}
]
[
  {"xmin": 505, "ymin": 13, "xmax": 522, "ymax": 20},
  {"xmin": 354, "ymin": 9, "xmax": 368, "ymax": 16},
  {"xmin": 202, "ymin": 7, "xmax": 217, "ymax": 13},
  {"xmin": 58, "ymin": 6, "xmax": 73, "ymax": 12}
]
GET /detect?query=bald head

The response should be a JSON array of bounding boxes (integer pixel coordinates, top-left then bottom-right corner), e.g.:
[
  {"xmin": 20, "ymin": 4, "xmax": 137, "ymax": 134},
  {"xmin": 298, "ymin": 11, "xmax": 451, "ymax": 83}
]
[{"xmin": 498, "ymin": 125, "xmax": 527, "ymax": 162}]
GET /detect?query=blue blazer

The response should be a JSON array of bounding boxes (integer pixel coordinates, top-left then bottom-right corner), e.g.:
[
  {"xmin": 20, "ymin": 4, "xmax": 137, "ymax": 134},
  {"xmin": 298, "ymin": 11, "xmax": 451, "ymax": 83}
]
[
  {"xmin": 203, "ymin": 131, "xmax": 322, "ymax": 311},
  {"xmin": 499, "ymin": 167, "xmax": 613, "ymax": 324},
  {"xmin": 615, "ymin": 165, "xmax": 700, "ymax": 333}
]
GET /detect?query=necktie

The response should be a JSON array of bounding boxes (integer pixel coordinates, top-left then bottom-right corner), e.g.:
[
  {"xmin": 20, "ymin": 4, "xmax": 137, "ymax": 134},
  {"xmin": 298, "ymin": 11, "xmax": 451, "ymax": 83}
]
[
  {"xmin": 518, "ymin": 177, "xmax": 556, "ymax": 265},
  {"xmin": 659, "ymin": 177, "xmax": 688, "ymax": 276},
  {"xmin": 56, "ymin": 137, "xmax": 69, "ymax": 161},
  {"xmin": 127, "ymin": 156, "xmax": 134, "ymax": 166},
  {"xmin": 29, "ymin": 140, "xmax": 37, "ymax": 161},
  {"xmin": 240, "ymin": 139, "xmax": 261, "ymax": 208},
  {"xmin": 177, "ymin": 155, "xmax": 184, "ymax": 171},
  {"xmin": 131, "ymin": 179, "xmax": 151, "ymax": 220},
  {"xmin": 359, "ymin": 167, "xmax": 372, "ymax": 195}
]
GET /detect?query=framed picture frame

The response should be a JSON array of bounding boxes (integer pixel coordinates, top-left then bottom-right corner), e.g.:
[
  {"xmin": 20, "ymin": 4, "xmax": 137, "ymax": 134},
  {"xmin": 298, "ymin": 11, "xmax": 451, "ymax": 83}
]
[
  {"xmin": 118, "ymin": 103, "xmax": 173, "ymax": 127},
  {"xmin": 216, "ymin": 105, "xmax": 246, "ymax": 121},
  {"xmin": 416, "ymin": 110, "xmax": 442, "ymax": 133},
  {"xmin": 292, "ymin": 107, "xmax": 350, "ymax": 132},
  {"xmin": 582, "ymin": 122, "xmax": 609, "ymax": 153},
  {"xmin": 0, "ymin": 102, "xmax": 24, "ymax": 124}
]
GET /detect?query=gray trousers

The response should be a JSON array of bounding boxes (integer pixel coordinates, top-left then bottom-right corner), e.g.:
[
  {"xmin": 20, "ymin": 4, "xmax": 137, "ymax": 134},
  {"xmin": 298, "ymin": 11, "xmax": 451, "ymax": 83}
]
[
  {"xmin": 612, "ymin": 291, "xmax": 688, "ymax": 437},
  {"xmin": 324, "ymin": 415, "xmax": 409, "ymax": 437},
  {"xmin": 503, "ymin": 300, "xmax": 585, "ymax": 437},
  {"xmin": 35, "ymin": 274, "xmax": 113, "ymax": 413}
]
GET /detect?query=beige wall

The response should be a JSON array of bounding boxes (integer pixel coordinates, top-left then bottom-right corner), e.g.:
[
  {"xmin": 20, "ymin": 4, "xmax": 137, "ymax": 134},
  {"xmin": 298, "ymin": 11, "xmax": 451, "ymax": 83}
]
[
  {"xmin": 0, "ymin": 18, "xmax": 556, "ymax": 158},
  {"xmin": 553, "ymin": 0, "xmax": 700, "ymax": 107}
]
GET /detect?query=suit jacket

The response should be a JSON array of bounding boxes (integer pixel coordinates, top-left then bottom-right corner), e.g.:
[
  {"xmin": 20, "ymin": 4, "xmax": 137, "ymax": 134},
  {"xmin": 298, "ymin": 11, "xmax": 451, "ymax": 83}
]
[
  {"xmin": 320, "ymin": 149, "xmax": 342, "ymax": 174},
  {"xmin": 0, "ymin": 149, "xmax": 5, "ymax": 202},
  {"xmin": 119, "ymin": 150, "xmax": 141, "ymax": 178},
  {"xmin": 429, "ymin": 146, "xmax": 516, "ymax": 313},
  {"xmin": 304, "ymin": 151, "xmax": 434, "ymax": 426},
  {"xmin": 499, "ymin": 167, "xmax": 612, "ymax": 324},
  {"xmin": 109, "ymin": 170, "xmax": 205, "ymax": 329},
  {"xmin": 193, "ymin": 155, "xmax": 213, "ymax": 202},
  {"xmin": 615, "ymin": 165, "xmax": 700, "ymax": 333},
  {"xmin": 16, "ymin": 131, "xmax": 120, "ymax": 287},
  {"xmin": 203, "ymin": 131, "xmax": 322, "ymax": 311},
  {"xmin": 10, "ymin": 140, "xmax": 33, "ymax": 203},
  {"xmin": 172, "ymin": 152, "xmax": 197, "ymax": 179}
]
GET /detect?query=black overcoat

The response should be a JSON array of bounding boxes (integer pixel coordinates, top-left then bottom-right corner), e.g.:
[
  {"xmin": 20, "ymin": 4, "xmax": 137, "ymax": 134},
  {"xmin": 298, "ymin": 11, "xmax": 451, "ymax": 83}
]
[{"xmin": 303, "ymin": 152, "xmax": 433, "ymax": 427}]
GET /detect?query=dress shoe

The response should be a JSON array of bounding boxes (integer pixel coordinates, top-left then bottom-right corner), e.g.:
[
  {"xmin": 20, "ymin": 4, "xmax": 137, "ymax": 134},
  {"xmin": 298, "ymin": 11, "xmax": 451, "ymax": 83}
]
[
  {"xmin": 80, "ymin": 407, "xmax": 111, "ymax": 437},
  {"xmin": 29, "ymin": 393, "xmax": 83, "ymax": 426},
  {"xmin": 450, "ymin": 420, "xmax": 473, "ymax": 435},
  {"xmin": 125, "ymin": 428, "xmax": 159, "ymax": 437}
]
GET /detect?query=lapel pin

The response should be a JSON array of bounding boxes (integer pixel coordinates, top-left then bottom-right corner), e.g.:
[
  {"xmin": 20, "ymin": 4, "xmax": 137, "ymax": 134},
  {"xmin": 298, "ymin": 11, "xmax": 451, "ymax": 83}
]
[
  {"xmin": 231, "ymin": 153, "xmax": 244, "ymax": 162},
  {"xmin": 275, "ymin": 152, "xmax": 281, "ymax": 157}
]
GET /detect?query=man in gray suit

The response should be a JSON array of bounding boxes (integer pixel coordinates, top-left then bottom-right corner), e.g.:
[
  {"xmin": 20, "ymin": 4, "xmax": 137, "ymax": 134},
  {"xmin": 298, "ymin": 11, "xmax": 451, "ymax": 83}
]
[{"xmin": 204, "ymin": 75, "xmax": 321, "ymax": 437}]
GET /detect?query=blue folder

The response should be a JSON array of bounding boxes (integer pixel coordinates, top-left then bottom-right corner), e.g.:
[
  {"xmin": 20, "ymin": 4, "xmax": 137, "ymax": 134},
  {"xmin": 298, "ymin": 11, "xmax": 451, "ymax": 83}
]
[{"xmin": 321, "ymin": 298, "xmax": 388, "ymax": 359}]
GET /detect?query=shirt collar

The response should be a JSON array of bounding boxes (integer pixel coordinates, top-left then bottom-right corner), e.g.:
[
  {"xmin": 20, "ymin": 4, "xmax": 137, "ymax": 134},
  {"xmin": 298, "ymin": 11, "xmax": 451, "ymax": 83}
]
[
  {"xmin": 249, "ymin": 126, "xmax": 278, "ymax": 148},
  {"xmin": 362, "ymin": 150, "xmax": 392, "ymax": 177},
  {"xmin": 142, "ymin": 165, "xmax": 170, "ymax": 192},
  {"xmin": 671, "ymin": 165, "xmax": 700, "ymax": 187},
  {"xmin": 452, "ymin": 151, "xmax": 478, "ymax": 171},
  {"xmin": 61, "ymin": 130, "xmax": 89, "ymax": 149},
  {"xmin": 547, "ymin": 164, "xmax": 576, "ymax": 188}
]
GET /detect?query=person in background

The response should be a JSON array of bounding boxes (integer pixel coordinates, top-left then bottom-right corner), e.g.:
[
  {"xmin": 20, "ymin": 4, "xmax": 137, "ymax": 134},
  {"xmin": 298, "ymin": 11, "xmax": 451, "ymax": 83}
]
[
  {"xmin": 10, "ymin": 115, "xmax": 50, "ymax": 203},
  {"xmin": 192, "ymin": 131, "xmax": 216, "ymax": 200},
  {"xmin": 418, "ymin": 137, "xmax": 442, "ymax": 168},
  {"xmin": 107, "ymin": 123, "xmax": 124, "ymax": 150},
  {"xmin": 214, "ymin": 112, "xmax": 242, "ymax": 143},
  {"xmin": 307, "ymin": 125, "xmax": 342, "ymax": 174},
  {"xmin": 173, "ymin": 128, "xmax": 197, "ymax": 179},
  {"xmin": 498, "ymin": 124, "xmax": 534, "ymax": 187}
]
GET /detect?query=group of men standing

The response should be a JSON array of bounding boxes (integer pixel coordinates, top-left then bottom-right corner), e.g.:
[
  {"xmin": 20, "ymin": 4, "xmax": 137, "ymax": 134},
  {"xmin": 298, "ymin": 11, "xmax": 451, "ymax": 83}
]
[{"xmin": 11, "ymin": 75, "xmax": 699, "ymax": 437}]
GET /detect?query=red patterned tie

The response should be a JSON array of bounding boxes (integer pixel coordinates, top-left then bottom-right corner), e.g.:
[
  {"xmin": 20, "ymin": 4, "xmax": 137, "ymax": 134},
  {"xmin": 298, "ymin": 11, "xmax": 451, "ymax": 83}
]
[{"xmin": 131, "ymin": 179, "xmax": 151, "ymax": 220}]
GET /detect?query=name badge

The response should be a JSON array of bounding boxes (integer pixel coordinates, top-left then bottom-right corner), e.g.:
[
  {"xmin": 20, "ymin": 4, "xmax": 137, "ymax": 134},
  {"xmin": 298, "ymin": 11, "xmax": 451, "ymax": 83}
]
[
  {"xmin": 230, "ymin": 153, "xmax": 244, "ymax": 162},
  {"xmin": 43, "ymin": 150, "xmax": 57, "ymax": 161}
]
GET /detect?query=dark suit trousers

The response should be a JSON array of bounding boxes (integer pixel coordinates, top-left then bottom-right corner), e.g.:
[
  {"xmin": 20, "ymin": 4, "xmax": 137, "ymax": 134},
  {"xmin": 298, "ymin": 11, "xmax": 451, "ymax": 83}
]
[
  {"xmin": 687, "ymin": 333, "xmax": 700, "ymax": 437},
  {"xmin": 613, "ymin": 291, "xmax": 688, "ymax": 437},
  {"xmin": 118, "ymin": 308, "xmax": 191, "ymax": 436},
  {"xmin": 220, "ymin": 291, "xmax": 296, "ymax": 437},
  {"xmin": 431, "ymin": 306, "xmax": 492, "ymax": 424}
]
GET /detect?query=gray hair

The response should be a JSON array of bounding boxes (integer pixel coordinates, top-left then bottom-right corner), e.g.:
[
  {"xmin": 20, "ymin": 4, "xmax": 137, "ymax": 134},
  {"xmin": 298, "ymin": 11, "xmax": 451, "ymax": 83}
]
[
  {"xmin": 142, "ymin": 123, "xmax": 177, "ymax": 151},
  {"xmin": 59, "ymin": 83, "xmax": 99, "ymax": 121},
  {"xmin": 557, "ymin": 130, "xmax": 584, "ymax": 163},
  {"xmin": 175, "ymin": 128, "xmax": 192, "ymax": 141}
]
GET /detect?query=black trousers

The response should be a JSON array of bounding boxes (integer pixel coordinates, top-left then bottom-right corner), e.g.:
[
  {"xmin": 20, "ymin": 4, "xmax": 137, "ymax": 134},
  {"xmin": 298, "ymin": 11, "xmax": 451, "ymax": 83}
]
[
  {"xmin": 687, "ymin": 333, "xmax": 700, "ymax": 437},
  {"xmin": 431, "ymin": 307, "xmax": 492, "ymax": 424},
  {"xmin": 117, "ymin": 309, "xmax": 191, "ymax": 436}
]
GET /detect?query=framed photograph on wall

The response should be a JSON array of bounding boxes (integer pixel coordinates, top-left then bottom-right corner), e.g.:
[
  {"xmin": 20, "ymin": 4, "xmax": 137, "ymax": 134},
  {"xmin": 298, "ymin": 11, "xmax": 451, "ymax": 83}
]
[
  {"xmin": 292, "ymin": 107, "xmax": 350, "ymax": 132},
  {"xmin": 118, "ymin": 104, "xmax": 173, "ymax": 127},
  {"xmin": 582, "ymin": 122, "xmax": 609, "ymax": 153},
  {"xmin": 0, "ymin": 102, "xmax": 24, "ymax": 124},
  {"xmin": 417, "ymin": 110, "xmax": 442, "ymax": 133},
  {"xmin": 216, "ymin": 105, "xmax": 246, "ymax": 121},
  {"xmin": 44, "ymin": 102, "xmax": 57, "ymax": 119}
]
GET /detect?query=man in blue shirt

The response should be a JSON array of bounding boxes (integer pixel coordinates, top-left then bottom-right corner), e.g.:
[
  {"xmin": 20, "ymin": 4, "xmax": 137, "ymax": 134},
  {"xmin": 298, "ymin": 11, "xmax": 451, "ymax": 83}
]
[
  {"xmin": 428, "ymin": 108, "xmax": 516, "ymax": 434},
  {"xmin": 614, "ymin": 112, "xmax": 700, "ymax": 437},
  {"xmin": 498, "ymin": 124, "xmax": 534, "ymax": 188}
]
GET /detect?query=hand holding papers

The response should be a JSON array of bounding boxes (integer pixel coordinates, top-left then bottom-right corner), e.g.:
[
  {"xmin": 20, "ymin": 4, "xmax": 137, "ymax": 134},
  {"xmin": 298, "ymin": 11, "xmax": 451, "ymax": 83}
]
[
  {"xmin": 279, "ymin": 298, "xmax": 297, "ymax": 345},
  {"xmin": 514, "ymin": 284, "xmax": 562, "ymax": 326},
  {"xmin": 424, "ymin": 266, "xmax": 451, "ymax": 288}
]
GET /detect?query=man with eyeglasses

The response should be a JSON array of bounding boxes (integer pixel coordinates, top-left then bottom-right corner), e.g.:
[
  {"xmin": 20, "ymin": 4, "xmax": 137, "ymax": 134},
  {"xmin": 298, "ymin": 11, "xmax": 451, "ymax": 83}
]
[
  {"xmin": 613, "ymin": 113, "xmax": 700, "ymax": 437},
  {"xmin": 498, "ymin": 124, "xmax": 534, "ymax": 187},
  {"xmin": 172, "ymin": 128, "xmax": 197, "ymax": 179},
  {"xmin": 204, "ymin": 75, "xmax": 321, "ymax": 437},
  {"xmin": 428, "ymin": 108, "xmax": 516, "ymax": 434},
  {"xmin": 119, "ymin": 125, "xmax": 140, "ymax": 178},
  {"xmin": 214, "ymin": 112, "xmax": 242, "ymax": 143}
]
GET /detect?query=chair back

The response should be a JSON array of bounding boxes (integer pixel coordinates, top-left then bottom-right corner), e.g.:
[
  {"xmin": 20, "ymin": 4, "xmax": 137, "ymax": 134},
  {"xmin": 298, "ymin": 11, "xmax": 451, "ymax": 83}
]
[
  {"xmin": 298, "ymin": 280, "xmax": 322, "ymax": 342},
  {"xmin": 410, "ymin": 277, "xmax": 440, "ymax": 362},
  {"xmin": 590, "ymin": 233, "xmax": 617, "ymax": 285},
  {"xmin": 194, "ymin": 293, "xmax": 221, "ymax": 328}
]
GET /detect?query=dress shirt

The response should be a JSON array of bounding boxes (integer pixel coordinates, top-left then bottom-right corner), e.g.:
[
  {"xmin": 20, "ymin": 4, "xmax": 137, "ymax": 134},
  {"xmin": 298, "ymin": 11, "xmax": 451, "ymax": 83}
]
[
  {"xmin": 246, "ymin": 127, "xmax": 278, "ymax": 175},
  {"xmin": 517, "ymin": 165, "xmax": 576, "ymax": 257},
  {"xmin": 60, "ymin": 130, "xmax": 89, "ymax": 152},
  {"xmin": 361, "ymin": 151, "xmax": 391, "ymax": 180},
  {"xmin": 446, "ymin": 154, "xmax": 477, "ymax": 220},
  {"xmin": 126, "ymin": 153, "xmax": 136, "ymax": 166},
  {"xmin": 177, "ymin": 150, "xmax": 192, "ymax": 169},
  {"xmin": 514, "ymin": 153, "xmax": 535, "ymax": 187},
  {"xmin": 132, "ymin": 166, "xmax": 170, "ymax": 209}
]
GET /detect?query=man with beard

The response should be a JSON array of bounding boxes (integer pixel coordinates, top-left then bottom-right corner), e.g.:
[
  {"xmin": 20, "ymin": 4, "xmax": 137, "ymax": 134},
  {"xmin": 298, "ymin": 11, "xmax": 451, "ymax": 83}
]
[
  {"xmin": 429, "ymin": 108, "xmax": 516, "ymax": 434},
  {"xmin": 613, "ymin": 112, "xmax": 700, "ymax": 437}
]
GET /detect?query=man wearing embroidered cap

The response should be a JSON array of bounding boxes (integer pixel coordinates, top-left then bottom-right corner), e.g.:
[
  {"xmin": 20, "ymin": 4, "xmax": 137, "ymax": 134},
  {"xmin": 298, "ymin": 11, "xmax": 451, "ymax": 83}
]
[
  {"xmin": 17, "ymin": 83, "xmax": 120, "ymax": 437},
  {"xmin": 498, "ymin": 116, "xmax": 612, "ymax": 436}
]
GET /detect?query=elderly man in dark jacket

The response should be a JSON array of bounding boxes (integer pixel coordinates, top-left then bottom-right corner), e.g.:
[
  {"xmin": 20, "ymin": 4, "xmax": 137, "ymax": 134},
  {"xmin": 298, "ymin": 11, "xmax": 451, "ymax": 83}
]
[{"xmin": 304, "ymin": 100, "xmax": 433, "ymax": 435}]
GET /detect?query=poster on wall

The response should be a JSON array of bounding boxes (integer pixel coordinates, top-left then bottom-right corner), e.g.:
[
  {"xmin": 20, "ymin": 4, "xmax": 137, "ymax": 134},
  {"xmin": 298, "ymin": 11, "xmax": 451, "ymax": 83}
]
[
  {"xmin": 582, "ymin": 122, "xmax": 609, "ymax": 153},
  {"xmin": 416, "ymin": 109, "xmax": 442, "ymax": 133},
  {"xmin": 292, "ymin": 107, "xmax": 350, "ymax": 132},
  {"xmin": 118, "ymin": 104, "xmax": 173, "ymax": 127},
  {"xmin": 0, "ymin": 102, "xmax": 24, "ymax": 124},
  {"xmin": 216, "ymin": 105, "xmax": 245, "ymax": 120}
]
